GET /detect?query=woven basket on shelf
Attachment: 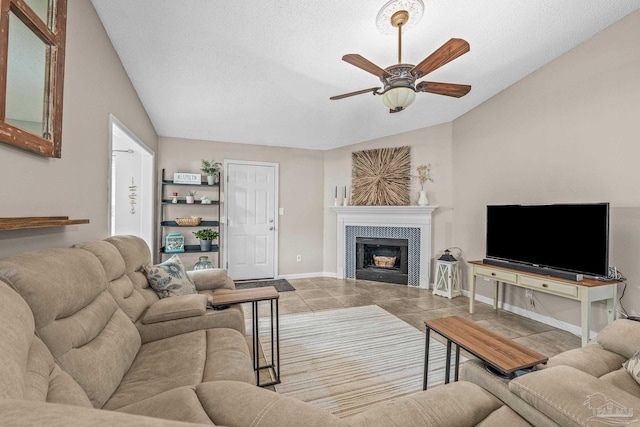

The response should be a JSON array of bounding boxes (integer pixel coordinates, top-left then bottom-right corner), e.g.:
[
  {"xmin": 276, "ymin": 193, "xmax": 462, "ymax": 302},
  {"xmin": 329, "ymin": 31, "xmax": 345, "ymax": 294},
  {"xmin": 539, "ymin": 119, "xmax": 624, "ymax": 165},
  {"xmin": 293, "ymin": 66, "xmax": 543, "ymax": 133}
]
[{"xmin": 175, "ymin": 216, "xmax": 202, "ymax": 226}]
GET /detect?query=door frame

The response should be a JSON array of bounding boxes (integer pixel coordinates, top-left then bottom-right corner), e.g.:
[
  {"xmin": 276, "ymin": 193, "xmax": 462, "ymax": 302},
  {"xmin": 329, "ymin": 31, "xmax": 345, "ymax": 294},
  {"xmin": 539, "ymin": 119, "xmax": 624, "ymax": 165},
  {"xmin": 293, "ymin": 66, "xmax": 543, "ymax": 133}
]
[
  {"xmin": 108, "ymin": 114, "xmax": 155, "ymax": 252},
  {"xmin": 222, "ymin": 159, "xmax": 279, "ymax": 279}
]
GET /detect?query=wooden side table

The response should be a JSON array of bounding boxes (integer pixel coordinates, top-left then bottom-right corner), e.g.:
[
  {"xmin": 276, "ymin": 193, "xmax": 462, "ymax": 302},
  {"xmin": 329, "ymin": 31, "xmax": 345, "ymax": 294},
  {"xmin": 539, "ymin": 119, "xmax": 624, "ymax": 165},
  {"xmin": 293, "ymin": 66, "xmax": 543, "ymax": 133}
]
[
  {"xmin": 212, "ymin": 286, "xmax": 280, "ymax": 387},
  {"xmin": 423, "ymin": 316, "xmax": 547, "ymax": 390}
]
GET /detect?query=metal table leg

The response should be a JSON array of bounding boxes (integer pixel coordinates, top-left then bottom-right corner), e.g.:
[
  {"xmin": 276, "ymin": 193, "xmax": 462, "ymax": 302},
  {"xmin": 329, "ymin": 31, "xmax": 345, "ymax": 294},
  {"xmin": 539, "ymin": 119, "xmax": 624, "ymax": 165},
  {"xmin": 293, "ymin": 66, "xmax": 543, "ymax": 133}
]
[
  {"xmin": 445, "ymin": 340, "xmax": 452, "ymax": 384},
  {"xmin": 253, "ymin": 301, "xmax": 260, "ymax": 385},
  {"xmin": 255, "ymin": 297, "xmax": 281, "ymax": 387},
  {"xmin": 454, "ymin": 344, "xmax": 460, "ymax": 381},
  {"xmin": 423, "ymin": 327, "xmax": 431, "ymax": 390}
]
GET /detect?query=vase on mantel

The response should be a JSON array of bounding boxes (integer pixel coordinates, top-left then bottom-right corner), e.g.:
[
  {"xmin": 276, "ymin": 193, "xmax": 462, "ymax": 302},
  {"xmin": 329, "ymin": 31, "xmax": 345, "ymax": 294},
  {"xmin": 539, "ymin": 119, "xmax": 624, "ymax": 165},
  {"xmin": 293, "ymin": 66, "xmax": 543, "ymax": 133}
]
[{"xmin": 418, "ymin": 190, "xmax": 429, "ymax": 206}]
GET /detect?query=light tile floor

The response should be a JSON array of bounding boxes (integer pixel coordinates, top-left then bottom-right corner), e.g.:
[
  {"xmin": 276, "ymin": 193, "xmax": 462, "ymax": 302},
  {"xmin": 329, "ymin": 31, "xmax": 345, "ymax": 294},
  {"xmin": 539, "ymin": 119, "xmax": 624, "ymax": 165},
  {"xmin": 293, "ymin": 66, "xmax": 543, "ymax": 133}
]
[{"xmin": 243, "ymin": 277, "xmax": 581, "ymax": 358}]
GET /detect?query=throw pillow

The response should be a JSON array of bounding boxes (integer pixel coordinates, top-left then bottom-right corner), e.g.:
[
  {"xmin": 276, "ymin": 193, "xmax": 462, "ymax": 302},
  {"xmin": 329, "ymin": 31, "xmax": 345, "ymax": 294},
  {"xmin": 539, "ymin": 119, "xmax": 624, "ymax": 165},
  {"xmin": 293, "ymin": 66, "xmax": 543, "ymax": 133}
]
[
  {"xmin": 623, "ymin": 349, "xmax": 640, "ymax": 385},
  {"xmin": 143, "ymin": 255, "xmax": 197, "ymax": 298}
]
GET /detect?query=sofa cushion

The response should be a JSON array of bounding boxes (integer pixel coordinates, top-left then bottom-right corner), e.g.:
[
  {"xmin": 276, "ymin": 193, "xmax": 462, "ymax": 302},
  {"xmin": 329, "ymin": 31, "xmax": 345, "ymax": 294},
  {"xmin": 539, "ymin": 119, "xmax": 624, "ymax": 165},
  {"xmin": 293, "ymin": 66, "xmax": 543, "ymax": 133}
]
[
  {"xmin": 115, "ymin": 386, "xmax": 216, "ymax": 424},
  {"xmin": 142, "ymin": 294, "xmax": 208, "ymax": 324},
  {"xmin": 602, "ymin": 367, "xmax": 640, "ymax": 398},
  {"xmin": 347, "ymin": 380, "xmax": 531, "ymax": 427},
  {"xmin": 510, "ymin": 365, "xmax": 640, "ymax": 427},
  {"xmin": 0, "ymin": 247, "xmax": 141, "ymax": 408},
  {"xmin": 459, "ymin": 359, "xmax": 558, "ymax": 427},
  {"xmin": 144, "ymin": 254, "xmax": 197, "ymax": 298},
  {"xmin": 76, "ymin": 240, "xmax": 149, "ymax": 323},
  {"xmin": 0, "ymin": 280, "xmax": 92, "ymax": 407},
  {"xmin": 597, "ymin": 319, "xmax": 640, "ymax": 359},
  {"xmin": 197, "ymin": 381, "xmax": 344, "ymax": 427},
  {"xmin": 136, "ymin": 304, "xmax": 246, "ymax": 343},
  {"xmin": 104, "ymin": 327, "xmax": 253, "ymax": 410},
  {"xmin": 188, "ymin": 268, "xmax": 234, "ymax": 291},
  {"xmin": 543, "ymin": 345, "xmax": 627, "ymax": 378},
  {"xmin": 105, "ymin": 235, "xmax": 160, "ymax": 306},
  {"xmin": 0, "ymin": 399, "xmax": 213, "ymax": 427}
]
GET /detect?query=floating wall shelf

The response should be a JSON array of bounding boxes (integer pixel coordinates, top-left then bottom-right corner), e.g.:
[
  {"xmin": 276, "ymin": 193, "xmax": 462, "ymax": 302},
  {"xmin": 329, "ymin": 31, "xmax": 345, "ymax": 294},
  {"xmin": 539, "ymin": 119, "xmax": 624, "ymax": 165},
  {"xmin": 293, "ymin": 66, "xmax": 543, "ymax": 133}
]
[{"xmin": 0, "ymin": 216, "xmax": 90, "ymax": 231}]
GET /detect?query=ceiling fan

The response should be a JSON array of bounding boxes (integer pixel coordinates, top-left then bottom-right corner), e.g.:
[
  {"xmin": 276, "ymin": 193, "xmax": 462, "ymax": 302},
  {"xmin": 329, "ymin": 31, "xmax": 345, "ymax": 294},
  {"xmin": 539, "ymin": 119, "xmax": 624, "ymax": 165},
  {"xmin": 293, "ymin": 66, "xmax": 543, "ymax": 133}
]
[{"xmin": 330, "ymin": 9, "xmax": 471, "ymax": 113}]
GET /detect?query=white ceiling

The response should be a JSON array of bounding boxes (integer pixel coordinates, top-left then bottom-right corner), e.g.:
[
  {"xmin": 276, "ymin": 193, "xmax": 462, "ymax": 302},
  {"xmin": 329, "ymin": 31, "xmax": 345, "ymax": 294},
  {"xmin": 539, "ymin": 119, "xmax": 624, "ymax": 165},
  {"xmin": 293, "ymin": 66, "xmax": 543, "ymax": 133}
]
[{"xmin": 91, "ymin": 1, "xmax": 640, "ymax": 151}]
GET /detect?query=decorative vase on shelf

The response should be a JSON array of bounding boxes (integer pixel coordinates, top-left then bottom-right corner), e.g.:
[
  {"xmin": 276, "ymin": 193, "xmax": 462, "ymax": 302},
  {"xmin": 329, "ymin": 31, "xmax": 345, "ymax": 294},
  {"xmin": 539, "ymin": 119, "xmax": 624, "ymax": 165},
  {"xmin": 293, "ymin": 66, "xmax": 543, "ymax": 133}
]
[
  {"xmin": 186, "ymin": 195, "xmax": 195, "ymax": 204},
  {"xmin": 418, "ymin": 190, "xmax": 428, "ymax": 206},
  {"xmin": 194, "ymin": 256, "xmax": 214, "ymax": 270},
  {"xmin": 207, "ymin": 175, "xmax": 215, "ymax": 185}
]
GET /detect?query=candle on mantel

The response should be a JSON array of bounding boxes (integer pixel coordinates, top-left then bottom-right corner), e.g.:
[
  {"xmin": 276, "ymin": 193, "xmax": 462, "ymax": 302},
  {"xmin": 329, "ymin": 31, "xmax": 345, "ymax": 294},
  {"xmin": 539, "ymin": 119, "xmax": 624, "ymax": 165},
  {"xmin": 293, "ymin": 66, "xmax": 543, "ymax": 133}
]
[
  {"xmin": 344, "ymin": 186, "xmax": 347, "ymax": 198},
  {"xmin": 334, "ymin": 186, "xmax": 337, "ymax": 198}
]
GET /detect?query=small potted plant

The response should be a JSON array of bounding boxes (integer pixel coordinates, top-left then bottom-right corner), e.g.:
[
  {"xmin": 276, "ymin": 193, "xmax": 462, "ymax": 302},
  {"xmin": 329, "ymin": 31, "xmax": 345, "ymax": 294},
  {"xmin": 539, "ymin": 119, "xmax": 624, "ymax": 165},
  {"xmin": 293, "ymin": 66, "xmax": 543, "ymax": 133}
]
[
  {"xmin": 193, "ymin": 229, "xmax": 219, "ymax": 251},
  {"xmin": 185, "ymin": 190, "xmax": 197, "ymax": 204},
  {"xmin": 201, "ymin": 159, "xmax": 222, "ymax": 185}
]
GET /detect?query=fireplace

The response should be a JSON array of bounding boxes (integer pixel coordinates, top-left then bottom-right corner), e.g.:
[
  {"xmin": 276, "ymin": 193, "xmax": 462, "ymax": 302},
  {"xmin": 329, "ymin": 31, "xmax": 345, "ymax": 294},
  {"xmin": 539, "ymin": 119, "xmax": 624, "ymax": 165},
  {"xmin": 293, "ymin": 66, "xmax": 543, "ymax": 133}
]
[
  {"xmin": 332, "ymin": 206, "xmax": 437, "ymax": 288},
  {"xmin": 356, "ymin": 237, "xmax": 408, "ymax": 285}
]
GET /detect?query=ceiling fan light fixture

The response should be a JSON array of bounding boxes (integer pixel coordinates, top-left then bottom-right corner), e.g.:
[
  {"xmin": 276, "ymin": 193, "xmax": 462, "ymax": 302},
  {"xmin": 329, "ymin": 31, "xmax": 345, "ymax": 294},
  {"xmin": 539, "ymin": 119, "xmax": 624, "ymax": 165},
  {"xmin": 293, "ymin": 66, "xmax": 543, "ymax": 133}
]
[{"xmin": 382, "ymin": 86, "xmax": 416, "ymax": 111}]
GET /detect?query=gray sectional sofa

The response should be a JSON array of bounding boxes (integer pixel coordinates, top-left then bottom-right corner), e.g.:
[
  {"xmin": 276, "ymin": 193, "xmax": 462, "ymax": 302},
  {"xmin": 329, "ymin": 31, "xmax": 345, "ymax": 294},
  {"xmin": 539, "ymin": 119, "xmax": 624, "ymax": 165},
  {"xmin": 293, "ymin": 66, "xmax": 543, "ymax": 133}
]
[
  {"xmin": 461, "ymin": 318, "xmax": 640, "ymax": 427},
  {"xmin": 1, "ymin": 233, "xmax": 603, "ymax": 426}
]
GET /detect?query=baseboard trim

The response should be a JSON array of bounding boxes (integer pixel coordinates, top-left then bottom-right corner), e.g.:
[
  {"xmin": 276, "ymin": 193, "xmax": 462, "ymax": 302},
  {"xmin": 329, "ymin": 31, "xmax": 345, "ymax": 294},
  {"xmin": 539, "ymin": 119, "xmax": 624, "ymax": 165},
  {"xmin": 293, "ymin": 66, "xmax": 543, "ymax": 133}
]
[{"xmin": 278, "ymin": 272, "xmax": 337, "ymax": 280}]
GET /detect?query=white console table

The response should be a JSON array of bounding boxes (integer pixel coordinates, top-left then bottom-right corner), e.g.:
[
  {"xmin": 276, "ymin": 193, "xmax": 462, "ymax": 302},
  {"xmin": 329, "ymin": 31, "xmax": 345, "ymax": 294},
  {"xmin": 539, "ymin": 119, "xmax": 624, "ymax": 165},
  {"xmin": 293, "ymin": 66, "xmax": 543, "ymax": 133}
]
[{"xmin": 468, "ymin": 260, "xmax": 617, "ymax": 347}]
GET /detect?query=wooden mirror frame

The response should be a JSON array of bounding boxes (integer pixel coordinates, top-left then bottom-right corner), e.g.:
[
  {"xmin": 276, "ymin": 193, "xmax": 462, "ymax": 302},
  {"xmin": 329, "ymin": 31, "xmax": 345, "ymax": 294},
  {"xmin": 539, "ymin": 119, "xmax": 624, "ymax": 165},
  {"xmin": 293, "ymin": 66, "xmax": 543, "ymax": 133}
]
[{"xmin": 0, "ymin": 0, "xmax": 67, "ymax": 158}]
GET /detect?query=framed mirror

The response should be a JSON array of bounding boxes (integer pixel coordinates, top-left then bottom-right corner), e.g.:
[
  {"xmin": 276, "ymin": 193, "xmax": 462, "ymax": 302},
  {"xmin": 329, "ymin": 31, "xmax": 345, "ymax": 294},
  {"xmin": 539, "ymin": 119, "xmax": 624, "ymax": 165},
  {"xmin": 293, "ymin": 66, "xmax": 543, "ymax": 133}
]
[{"xmin": 0, "ymin": 0, "xmax": 67, "ymax": 158}]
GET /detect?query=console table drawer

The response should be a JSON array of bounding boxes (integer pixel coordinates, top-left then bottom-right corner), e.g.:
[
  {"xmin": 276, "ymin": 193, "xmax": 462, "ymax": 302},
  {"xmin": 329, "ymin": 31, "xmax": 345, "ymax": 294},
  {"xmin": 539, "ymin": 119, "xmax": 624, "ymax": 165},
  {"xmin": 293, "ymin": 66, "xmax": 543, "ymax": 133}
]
[
  {"xmin": 519, "ymin": 276, "xmax": 578, "ymax": 298},
  {"xmin": 475, "ymin": 266, "xmax": 517, "ymax": 283}
]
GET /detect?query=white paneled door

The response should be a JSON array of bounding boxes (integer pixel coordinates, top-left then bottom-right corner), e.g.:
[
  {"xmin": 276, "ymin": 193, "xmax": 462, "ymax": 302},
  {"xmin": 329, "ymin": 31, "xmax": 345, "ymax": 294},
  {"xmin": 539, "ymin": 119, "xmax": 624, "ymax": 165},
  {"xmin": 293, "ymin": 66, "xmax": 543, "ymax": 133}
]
[{"xmin": 226, "ymin": 162, "xmax": 277, "ymax": 280}]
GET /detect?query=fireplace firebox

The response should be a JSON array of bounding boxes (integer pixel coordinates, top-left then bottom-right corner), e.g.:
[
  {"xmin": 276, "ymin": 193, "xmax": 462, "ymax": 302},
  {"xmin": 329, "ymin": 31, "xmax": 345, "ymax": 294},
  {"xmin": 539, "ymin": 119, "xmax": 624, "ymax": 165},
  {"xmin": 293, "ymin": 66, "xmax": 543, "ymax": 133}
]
[{"xmin": 355, "ymin": 237, "xmax": 408, "ymax": 285}]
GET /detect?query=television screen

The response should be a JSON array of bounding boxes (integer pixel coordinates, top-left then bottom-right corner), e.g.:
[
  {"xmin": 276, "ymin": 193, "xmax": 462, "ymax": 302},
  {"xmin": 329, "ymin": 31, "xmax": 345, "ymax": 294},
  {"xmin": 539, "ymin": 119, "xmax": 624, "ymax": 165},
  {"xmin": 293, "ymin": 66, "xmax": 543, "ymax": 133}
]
[{"xmin": 486, "ymin": 203, "xmax": 609, "ymax": 278}]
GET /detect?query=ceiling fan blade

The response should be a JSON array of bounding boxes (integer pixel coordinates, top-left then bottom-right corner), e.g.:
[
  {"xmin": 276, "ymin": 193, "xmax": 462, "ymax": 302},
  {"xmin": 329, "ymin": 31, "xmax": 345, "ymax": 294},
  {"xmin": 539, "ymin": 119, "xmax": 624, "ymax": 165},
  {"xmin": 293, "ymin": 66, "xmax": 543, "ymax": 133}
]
[
  {"xmin": 416, "ymin": 81, "xmax": 471, "ymax": 98},
  {"xmin": 330, "ymin": 87, "xmax": 381, "ymax": 100},
  {"xmin": 342, "ymin": 54, "xmax": 390, "ymax": 78},
  {"xmin": 411, "ymin": 39, "xmax": 470, "ymax": 79}
]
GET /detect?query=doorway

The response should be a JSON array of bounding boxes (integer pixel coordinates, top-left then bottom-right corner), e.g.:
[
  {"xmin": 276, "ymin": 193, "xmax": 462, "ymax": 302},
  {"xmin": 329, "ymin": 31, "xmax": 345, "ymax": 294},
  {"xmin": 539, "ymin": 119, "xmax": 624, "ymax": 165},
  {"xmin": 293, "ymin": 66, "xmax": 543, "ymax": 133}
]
[
  {"xmin": 109, "ymin": 115, "xmax": 155, "ymax": 251},
  {"xmin": 224, "ymin": 160, "xmax": 278, "ymax": 280}
]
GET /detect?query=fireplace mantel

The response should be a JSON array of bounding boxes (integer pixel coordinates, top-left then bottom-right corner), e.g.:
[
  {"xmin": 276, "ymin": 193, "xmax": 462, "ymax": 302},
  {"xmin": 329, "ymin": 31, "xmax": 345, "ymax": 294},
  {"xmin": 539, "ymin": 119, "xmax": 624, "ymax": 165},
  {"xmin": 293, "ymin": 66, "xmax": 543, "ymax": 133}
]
[
  {"xmin": 331, "ymin": 205, "xmax": 437, "ymax": 218},
  {"xmin": 332, "ymin": 205, "xmax": 438, "ymax": 287}
]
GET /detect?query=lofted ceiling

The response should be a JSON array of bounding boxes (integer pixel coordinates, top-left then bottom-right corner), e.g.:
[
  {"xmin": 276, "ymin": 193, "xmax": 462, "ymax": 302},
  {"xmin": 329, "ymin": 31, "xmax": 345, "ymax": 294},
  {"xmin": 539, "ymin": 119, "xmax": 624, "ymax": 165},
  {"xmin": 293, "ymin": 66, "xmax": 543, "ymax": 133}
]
[{"xmin": 91, "ymin": 1, "xmax": 640, "ymax": 150}]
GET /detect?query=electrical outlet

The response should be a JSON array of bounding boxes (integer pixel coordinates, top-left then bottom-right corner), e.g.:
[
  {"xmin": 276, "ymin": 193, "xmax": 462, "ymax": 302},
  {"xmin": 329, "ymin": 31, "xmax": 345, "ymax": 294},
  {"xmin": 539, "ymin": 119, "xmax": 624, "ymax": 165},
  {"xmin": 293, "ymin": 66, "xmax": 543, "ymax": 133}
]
[{"xmin": 296, "ymin": 255, "xmax": 301, "ymax": 262}]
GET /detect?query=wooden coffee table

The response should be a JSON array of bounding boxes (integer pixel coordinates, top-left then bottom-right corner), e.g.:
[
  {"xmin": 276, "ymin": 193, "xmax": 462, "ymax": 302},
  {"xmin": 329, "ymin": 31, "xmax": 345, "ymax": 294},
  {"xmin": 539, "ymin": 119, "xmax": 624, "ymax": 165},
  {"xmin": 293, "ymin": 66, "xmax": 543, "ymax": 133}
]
[
  {"xmin": 423, "ymin": 316, "xmax": 547, "ymax": 390},
  {"xmin": 212, "ymin": 286, "xmax": 280, "ymax": 387}
]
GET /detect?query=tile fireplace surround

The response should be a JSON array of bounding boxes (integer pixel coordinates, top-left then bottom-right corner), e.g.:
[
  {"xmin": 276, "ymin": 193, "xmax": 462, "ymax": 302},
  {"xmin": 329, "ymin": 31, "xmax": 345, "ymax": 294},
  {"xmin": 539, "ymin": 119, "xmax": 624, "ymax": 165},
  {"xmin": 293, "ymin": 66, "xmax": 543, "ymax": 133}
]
[{"xmin": 332, "ymin": 206, "xmax": 437, "ymax": 288}]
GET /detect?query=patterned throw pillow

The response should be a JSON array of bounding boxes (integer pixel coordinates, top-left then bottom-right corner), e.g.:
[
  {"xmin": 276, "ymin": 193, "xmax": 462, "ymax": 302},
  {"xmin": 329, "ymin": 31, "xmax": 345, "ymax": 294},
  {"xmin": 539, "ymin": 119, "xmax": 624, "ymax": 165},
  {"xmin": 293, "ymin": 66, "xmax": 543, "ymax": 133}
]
[
  {"xmin": 143, "ymin": 255, "xmax": 197, "ymax": 299},
  {"xmin": 623, "ymin": 349, "xmax": 640, "ymax": 385}
]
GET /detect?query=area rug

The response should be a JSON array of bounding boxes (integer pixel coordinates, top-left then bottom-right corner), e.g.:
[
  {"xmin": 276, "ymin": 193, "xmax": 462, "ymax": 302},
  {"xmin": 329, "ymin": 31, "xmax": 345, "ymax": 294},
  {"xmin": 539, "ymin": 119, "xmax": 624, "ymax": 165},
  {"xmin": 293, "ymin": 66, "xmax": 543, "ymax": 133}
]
[
  {"xmin": 234, "ymin": 278, "xmax": 295, "ymax": 292},
  {"xmin": 255, "ymin": 305, "xmax": 465, "ymax": 418}
]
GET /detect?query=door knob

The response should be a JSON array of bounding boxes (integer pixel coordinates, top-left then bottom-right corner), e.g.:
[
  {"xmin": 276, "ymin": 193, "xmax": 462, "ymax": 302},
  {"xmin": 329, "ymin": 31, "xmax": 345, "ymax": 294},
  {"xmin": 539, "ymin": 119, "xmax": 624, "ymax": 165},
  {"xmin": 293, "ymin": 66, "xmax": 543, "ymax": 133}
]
[
  {"xmin": 269, "ymin": 219, "xmax": 274, "ymax": 223},
  {"xmin": 269, "ymin": 226, "xmax": 274, "ymax": 230}
]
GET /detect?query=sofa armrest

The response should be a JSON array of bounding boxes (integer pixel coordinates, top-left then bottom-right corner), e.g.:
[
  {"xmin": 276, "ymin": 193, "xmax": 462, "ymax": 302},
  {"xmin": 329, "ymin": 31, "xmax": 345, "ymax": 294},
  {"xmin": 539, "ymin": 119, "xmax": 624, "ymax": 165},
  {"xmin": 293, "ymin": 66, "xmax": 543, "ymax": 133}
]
[
  {"xmin": 187, "ymin": 268, "xmax": 235, "ymax": 291},
  {"xmin": 141, "ymin": 294, "xmax": 208, "ymax": 324},
  {"xmin": 347, "ymin": 380, "xmax": 530, "ymax": 427},
  {"xmin": 510, "ymin": 365, "xmax": 640, "ymax": 427},
  {"xmin": 0, "ymin": 399, "xmax": 207, "ymax": 426},
  {"xmin": 196, "ymin": 380, "xmax": 344, "ymax": 427}
]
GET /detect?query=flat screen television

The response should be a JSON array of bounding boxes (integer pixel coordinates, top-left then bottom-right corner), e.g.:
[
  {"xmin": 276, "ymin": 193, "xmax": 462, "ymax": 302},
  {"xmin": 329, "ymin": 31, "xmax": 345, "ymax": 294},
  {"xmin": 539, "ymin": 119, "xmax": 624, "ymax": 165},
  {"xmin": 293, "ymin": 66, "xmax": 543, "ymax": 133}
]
[{"xmin": 485, "ymin": 203, "xmax": 609, "ymax": 279}]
